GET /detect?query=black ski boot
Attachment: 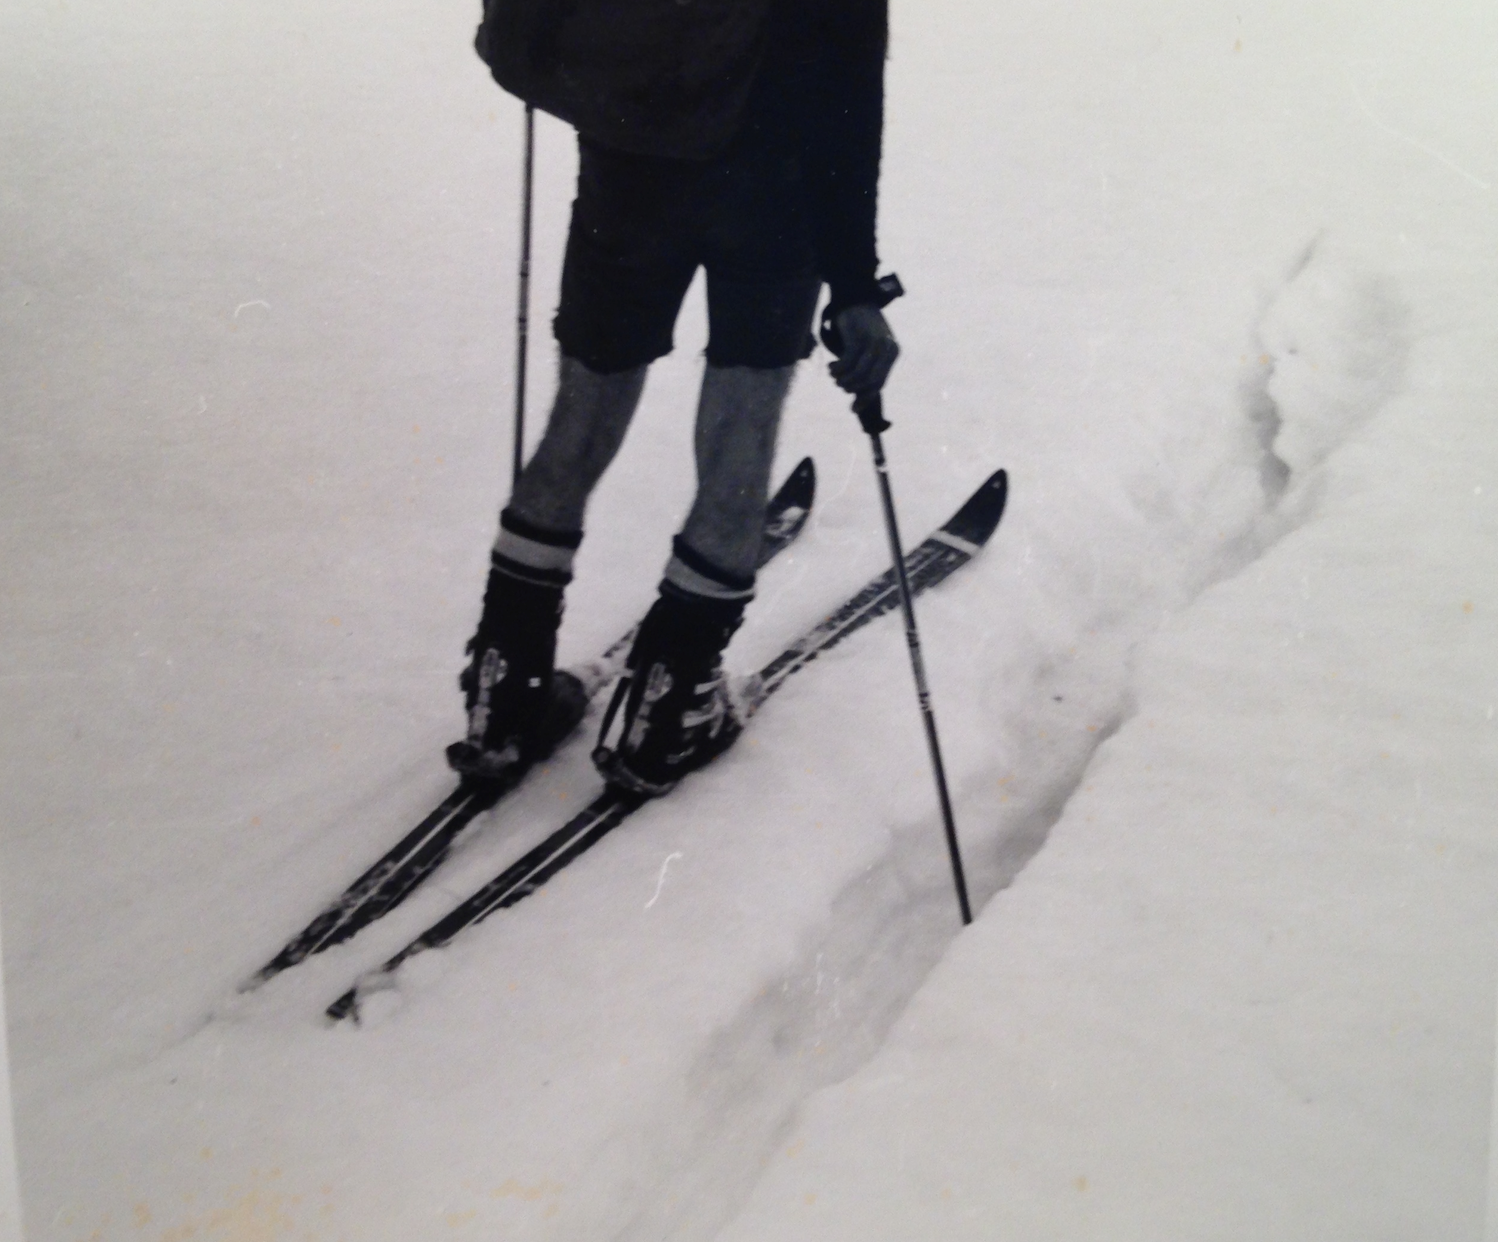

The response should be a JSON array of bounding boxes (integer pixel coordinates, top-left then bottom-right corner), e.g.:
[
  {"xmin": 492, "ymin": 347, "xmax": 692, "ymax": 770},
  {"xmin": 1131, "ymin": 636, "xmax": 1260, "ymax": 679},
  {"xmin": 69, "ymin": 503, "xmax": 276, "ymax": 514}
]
[
  {"xmin": 593, "ymin": 585, "xmax": 746, "ymax": 797},
  {"xmin": 446, "ymin": 557, "xmax": 586, "ymax": 783}
]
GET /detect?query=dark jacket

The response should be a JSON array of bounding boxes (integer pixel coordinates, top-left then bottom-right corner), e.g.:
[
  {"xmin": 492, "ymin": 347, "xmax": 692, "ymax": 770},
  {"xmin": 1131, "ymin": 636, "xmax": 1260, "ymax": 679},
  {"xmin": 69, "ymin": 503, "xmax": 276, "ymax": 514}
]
[
  {"xmin": 478, "ymin": 0, "xmax": 888, "ymax": 313},
  {"xmin": 747, "ymin": 0, "xmax": 888, "ymax": 315}
]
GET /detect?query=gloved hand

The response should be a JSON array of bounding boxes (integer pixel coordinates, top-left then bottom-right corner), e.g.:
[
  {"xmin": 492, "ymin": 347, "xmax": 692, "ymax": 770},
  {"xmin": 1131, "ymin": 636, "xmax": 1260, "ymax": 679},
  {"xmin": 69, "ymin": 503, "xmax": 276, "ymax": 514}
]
[{"xmin": 827, "ymin": 303, "xmax": 899, "ymax": 397}]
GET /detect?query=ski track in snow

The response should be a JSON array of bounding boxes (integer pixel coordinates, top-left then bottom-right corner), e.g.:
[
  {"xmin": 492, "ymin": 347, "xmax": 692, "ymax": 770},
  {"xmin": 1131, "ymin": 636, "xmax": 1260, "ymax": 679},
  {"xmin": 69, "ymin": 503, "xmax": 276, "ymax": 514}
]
[{"xmin": 581, "ymin": 240, "xmax": 1415, "ymax": 1242}]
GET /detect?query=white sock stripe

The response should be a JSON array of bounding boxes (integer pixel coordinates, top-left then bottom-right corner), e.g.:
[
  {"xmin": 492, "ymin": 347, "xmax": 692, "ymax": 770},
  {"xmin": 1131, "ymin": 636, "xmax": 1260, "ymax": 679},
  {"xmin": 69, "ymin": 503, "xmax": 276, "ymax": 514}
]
[
  {"xmin": 663, "ymin": 555, "xmax": 756, "ymax": 602},
  {"xmin": 494, "ymin": 529, "xmax": 578, "ymax": 575}
]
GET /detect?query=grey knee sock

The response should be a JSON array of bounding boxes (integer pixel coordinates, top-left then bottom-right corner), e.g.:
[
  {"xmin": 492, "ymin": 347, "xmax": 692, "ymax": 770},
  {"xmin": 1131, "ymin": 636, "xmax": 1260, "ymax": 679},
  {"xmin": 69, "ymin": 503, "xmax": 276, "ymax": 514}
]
[
  {"xmin": 678, "ymin": 363, "xmax": 796, "ymax": 580},
  {"xmin": 509, "ymin": 355, "xmax": 649, "ymax": 532}
]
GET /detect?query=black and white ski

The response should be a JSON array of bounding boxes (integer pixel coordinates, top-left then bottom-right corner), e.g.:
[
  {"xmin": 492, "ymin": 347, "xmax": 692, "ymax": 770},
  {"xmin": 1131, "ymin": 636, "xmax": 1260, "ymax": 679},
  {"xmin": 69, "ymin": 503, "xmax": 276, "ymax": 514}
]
[
  {"xmin": 326, "ymin": 468, "xmax": 1007, "ymax": 1023},
  {"xmin": 240, "ymin": 457, "xmax": 817, "ymax": 992}
]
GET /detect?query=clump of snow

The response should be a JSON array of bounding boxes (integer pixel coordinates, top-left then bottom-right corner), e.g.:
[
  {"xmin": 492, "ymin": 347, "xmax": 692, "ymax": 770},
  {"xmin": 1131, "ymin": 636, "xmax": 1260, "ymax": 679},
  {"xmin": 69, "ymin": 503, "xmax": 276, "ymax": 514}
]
[{"xmin": 1255, "ymin": 239, "xmax": 1412, "ymax": 483}]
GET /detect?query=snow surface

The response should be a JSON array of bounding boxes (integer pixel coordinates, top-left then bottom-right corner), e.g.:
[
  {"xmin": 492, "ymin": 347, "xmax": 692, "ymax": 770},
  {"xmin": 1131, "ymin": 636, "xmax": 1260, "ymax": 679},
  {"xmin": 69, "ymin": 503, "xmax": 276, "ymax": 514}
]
[{"xmin": 2, "ymin": 0, "xmax": 1495, "ymax": 1238}]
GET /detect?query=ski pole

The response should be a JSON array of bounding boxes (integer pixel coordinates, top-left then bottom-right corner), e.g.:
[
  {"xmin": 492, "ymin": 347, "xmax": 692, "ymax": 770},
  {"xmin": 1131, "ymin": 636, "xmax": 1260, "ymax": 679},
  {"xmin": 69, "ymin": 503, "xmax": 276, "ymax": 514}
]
[
  {"xmin": 511, "ymin": 104, "xmax": 536, "ymax": 491},
  {"xmin": 849, "ymin": 388, "xmax": 973, "ymax": 926}
]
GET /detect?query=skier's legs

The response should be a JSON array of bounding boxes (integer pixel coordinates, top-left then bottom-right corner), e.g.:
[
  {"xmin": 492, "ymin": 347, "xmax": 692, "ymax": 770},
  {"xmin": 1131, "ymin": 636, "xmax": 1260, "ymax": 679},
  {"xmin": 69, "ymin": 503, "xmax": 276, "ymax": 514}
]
[{"xmin": 452, "ymin": 139, "xmax": 698, "ymax": 778}]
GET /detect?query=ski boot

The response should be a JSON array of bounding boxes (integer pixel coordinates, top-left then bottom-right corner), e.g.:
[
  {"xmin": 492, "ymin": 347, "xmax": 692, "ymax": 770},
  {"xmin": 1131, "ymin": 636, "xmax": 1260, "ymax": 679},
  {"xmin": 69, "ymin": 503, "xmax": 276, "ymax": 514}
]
[
  {"xmin": 447, "ymin": 536, "xmax": 586, "ymax": 783},
  {"xmin": 593, "ymin": 584, "xmax": 747, "ymax": 797}
]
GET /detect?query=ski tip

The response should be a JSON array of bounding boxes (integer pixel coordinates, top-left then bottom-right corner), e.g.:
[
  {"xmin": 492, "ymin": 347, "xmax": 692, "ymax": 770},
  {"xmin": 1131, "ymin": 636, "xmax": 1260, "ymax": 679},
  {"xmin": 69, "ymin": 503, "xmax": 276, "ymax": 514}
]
[
  {"xmin": 758, "ymin": 457, "xmax": 817, "ymax": 568},
  {"xmin": 777, "ymin": 456, "xmax": 816, "ymax": 513},
  {"xmin": 942, "ymin": 469, "xmax": 1007, "ymax": 548},
  {"xmin": 325, "ymin": 989, "xmax": 360, "ymax": 1025},
  {"xmin": 236, "ymin": 969, "xmax": 271, "ymax": 996}
]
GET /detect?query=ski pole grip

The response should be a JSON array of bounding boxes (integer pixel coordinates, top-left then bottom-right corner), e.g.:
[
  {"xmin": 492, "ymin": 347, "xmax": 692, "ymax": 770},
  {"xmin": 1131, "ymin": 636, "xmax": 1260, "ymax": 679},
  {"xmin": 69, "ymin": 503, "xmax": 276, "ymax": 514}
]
[{"xmin": 853, "ymin": 391, "xmax": 890, "ymax": 435}]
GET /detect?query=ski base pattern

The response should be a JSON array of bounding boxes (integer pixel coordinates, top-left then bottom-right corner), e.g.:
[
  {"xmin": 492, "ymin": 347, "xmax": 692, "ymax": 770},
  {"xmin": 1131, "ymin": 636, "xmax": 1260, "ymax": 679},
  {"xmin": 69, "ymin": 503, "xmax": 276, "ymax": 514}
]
[
  {"xmin": 326, "ymin": 468, "xmax": 1007, "ymax": 1023},
  {"xmin": 240, "ymin": 457, "xmax": 816, "ymax": 993}
]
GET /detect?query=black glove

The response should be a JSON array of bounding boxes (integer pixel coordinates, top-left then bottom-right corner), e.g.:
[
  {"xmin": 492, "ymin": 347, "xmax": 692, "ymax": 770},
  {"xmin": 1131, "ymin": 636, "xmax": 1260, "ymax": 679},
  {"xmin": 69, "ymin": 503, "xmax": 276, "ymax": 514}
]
[
  {"xmin": 820, "ymin": 273, "xmax": 904, "ymax": 400},
  {"xmin": 826, "ymin": 304, "xmax": 900, "ymax": 397}
]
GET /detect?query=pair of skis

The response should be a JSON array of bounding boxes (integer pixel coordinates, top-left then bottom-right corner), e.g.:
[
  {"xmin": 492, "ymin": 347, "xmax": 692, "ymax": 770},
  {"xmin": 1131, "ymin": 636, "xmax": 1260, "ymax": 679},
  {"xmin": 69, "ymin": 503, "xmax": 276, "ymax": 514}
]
[
  {"xmin": 244, "ymin": 462, "xmax": 1007, "ymax": 1023},
  {"xmin": 242, "ymin": 457, "xmax": 818, "ymax": 993}
]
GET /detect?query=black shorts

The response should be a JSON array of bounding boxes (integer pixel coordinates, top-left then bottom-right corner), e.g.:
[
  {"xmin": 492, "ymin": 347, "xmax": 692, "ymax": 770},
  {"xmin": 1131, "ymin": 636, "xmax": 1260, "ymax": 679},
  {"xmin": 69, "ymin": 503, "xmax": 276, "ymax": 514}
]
[{"xmin": 553, "ymin": 135, "xmax": 822, "ymax": 373}]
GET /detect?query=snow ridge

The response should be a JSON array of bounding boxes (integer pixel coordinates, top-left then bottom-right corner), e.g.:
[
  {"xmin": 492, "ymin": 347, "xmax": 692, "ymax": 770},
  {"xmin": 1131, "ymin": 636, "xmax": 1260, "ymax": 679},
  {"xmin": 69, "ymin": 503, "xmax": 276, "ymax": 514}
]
[{"xmin": 586, "ymin": 242, "xmax": 1415, "ymax": 1242}]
